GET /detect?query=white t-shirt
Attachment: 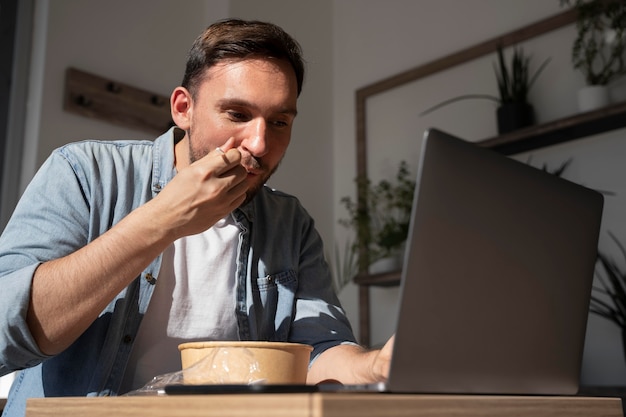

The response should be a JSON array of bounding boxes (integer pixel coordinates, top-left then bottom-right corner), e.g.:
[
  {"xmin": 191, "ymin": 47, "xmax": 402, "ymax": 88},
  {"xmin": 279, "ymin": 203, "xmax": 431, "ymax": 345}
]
[{"xmin": 120, "ymin": 215, "xmax": 239, "ymax": 392}]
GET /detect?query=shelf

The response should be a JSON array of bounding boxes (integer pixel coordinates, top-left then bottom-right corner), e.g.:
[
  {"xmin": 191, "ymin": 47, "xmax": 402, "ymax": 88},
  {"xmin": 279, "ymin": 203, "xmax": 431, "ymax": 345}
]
[
  {"xmin": 354, "ymin": 270, "xmax": 401, "ymax": 287},
  {"xmin": 478, "ymin": 101, "xmax": 626, "ymax": 155}
]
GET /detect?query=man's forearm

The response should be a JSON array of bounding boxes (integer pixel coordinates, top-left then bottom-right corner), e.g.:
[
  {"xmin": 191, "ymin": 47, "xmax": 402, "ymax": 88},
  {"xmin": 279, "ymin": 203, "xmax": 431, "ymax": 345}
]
[{"xmin": 27, "ymin": 202, "xmax": 172, "ymax": 356}]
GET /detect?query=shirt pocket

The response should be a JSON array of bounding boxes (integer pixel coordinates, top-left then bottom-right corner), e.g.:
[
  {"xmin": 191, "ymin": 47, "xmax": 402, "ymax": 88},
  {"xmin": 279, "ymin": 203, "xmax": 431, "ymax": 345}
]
[{"xmin": 252, "ymin": 270, "xmax": 297, "ymax": 341}]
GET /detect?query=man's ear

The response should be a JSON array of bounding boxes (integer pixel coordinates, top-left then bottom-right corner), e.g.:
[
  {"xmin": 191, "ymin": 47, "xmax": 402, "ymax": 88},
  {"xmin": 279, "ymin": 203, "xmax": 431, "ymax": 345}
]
[{"xmin": 170, "ymin": 87, "xmax": 193, "ymax": 130}]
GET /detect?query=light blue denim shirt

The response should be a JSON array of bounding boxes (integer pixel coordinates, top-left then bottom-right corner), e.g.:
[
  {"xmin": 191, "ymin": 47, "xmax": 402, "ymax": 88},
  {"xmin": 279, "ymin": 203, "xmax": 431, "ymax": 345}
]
[{"xmin": 0, "ymin": 128, "xmax": 356, "ymax": 417}]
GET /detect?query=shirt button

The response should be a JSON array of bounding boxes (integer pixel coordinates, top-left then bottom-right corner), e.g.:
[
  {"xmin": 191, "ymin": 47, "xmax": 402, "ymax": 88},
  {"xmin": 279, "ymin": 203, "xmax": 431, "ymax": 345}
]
[
  {"xmin": 145, "ymin": 273, "xmax": 156, "ymax": 285},
  {"xmin": 123, "ymin": 335, "xmax": 132, "ymax": 344}
]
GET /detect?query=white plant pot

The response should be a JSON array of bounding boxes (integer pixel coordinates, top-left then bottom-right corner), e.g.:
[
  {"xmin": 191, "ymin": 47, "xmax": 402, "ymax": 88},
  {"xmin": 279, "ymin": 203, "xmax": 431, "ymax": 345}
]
[
  {"xmin": 577, "ymin": 85, "xmax": 610, "ymax": 113},
  {"xmin": 369, "ymin": 255, "xmax": 402, "ymax": 275}
]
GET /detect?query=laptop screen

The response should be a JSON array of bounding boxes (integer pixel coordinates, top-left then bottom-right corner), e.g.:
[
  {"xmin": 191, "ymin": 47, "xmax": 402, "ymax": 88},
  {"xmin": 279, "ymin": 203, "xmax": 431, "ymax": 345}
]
[{"xmin": 387, "ymin": 128, "xmax": 604, "ymax": 395}]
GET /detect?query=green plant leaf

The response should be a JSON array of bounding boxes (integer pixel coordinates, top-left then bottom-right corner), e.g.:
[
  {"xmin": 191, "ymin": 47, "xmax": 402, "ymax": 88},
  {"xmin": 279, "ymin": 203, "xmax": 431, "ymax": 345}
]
[
  {"xmin": 419, "ymin": 94, "xmax": 499, "ymax": 117},
  {"xmin": 420, "ymin": 44, "xmax": 550, "ymax": 115},
  {"xmin": 338, "ymin": 161, "xmax": 416, "ymax": 267},
  {"xmin": 591, "ymin": 230, "xmax": 626, "ymax": 328},
  {"xmin": 562, "ymin": 0, "xmax": 626, "ymax": 85}
]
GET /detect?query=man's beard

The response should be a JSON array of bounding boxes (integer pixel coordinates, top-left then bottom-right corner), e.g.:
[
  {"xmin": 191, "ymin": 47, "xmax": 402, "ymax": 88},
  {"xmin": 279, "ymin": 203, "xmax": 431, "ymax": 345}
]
[{"xmin": 187, "ymin": 134, "xmax": 280, "ymax": 206}]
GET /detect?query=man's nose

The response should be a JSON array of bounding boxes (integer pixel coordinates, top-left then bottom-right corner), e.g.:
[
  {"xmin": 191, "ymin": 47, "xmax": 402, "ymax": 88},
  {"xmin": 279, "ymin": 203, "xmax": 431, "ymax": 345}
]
[{"xmin": 240, "ymin": 118, "xmax": 269, "ymax": 156}]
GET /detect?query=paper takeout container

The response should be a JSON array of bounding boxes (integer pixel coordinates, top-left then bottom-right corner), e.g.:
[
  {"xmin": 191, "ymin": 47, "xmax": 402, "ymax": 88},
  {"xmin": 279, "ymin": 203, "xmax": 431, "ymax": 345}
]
[{"xmin": 178, "ymin": 341, "xmax": 313, "ymax": 384}]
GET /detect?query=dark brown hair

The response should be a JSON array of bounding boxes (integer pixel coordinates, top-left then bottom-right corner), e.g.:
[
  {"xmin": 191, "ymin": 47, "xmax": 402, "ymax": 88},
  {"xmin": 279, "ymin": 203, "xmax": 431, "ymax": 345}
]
[{"xmin": 182, "ymin": 19, "xmax": 305, "ymax": 97}]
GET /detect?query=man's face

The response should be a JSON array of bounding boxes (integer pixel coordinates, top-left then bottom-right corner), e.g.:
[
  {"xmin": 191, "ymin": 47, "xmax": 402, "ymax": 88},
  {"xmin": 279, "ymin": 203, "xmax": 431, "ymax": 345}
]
[{"xmin": 176, "ymin": 57, "xmax": 299, "ymax": 204}]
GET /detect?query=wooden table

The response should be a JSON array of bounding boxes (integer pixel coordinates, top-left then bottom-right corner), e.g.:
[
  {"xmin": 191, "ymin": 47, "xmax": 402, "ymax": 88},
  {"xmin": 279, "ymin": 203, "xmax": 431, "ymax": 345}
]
[{"xmin": 25, "ymin": 392, "xmax": 624, "ymax": 417}]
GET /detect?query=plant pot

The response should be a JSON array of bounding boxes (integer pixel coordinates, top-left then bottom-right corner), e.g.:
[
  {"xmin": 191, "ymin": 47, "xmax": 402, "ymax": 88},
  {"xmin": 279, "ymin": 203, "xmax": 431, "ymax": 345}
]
[
  {"xmin": 577, "ymin": 85, "xmax": 610, "ymax": 113},
  {"xmin": 369, "ymin": 254, "xmax": 402, "ymax": 275},
  {"xmin": 496, "ymin": 102, "xmax": 535, "ymax": 135}
]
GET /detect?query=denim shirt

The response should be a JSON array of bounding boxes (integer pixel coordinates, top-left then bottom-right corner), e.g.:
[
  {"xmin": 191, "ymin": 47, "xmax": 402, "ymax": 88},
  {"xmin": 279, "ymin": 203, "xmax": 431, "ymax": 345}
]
[{"xmin": 0, "ymin": 128, "xmax": 356, "ymax": 417}]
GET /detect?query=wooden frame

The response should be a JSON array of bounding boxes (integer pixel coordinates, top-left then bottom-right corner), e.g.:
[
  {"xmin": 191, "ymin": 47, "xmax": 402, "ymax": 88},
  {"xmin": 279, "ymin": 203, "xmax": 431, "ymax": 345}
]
[{"xmin": 354, "ymin": 10, "xmax": 579, "ymax": 347}]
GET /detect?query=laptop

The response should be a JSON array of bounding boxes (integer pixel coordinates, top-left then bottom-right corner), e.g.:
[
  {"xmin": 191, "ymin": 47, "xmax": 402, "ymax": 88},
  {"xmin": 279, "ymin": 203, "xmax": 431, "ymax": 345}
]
[
  {"xmin": 383, "ymin": 128, "xmax": 603, "ymax": 395},
  {"xmin": 166, "ymin": 128, "xmax": 603, "ymax": 396}
]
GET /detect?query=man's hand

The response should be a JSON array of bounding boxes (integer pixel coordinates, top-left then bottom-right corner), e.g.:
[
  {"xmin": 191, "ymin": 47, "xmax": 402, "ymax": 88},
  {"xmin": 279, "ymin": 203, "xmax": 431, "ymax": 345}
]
[
  {"xmin": 150, "ymin": 137, "xmax": 249, "ymax": 239},
  {"xmin": 307, "ymin": 335, "xmax": 395, "ymax": 385},
  {"xmin": 369, "ymin": 335, "xmax": 394, "ymax": 381}
]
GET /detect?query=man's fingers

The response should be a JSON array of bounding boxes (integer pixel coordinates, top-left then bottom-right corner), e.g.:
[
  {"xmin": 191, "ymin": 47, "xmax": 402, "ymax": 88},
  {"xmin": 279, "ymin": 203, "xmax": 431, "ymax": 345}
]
[
  {"xmin": 208, "ymin": 140, "xmax": 243, "ymax": 176},
  {"xmin": 214, "ymin": 137, "xmax": 235, "ymax": 164},
  {"xmin": 218, "ymin": 136, "xmax": 237, "ymax": 152}
]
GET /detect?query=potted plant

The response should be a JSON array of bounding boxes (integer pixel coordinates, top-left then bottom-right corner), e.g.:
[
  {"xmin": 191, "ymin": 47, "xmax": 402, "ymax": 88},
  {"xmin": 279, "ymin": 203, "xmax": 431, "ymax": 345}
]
[
  {"xmin": 420, "ymin": 44, "xmax": 550, "ymax": 134},
  {"xmin": 560, "ymin": 0, "xmax": 626, "ymax": 111},
  {"xmin": 338, "ymin": 160, "xmax": 415, "ymax": 276}
]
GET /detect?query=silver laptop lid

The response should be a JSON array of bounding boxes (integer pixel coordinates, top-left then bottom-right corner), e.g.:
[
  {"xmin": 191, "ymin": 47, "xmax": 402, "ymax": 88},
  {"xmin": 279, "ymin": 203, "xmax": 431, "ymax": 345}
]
[{"xmin": 387, "ymin": 128, "xmax": 603, "ymax": 395}]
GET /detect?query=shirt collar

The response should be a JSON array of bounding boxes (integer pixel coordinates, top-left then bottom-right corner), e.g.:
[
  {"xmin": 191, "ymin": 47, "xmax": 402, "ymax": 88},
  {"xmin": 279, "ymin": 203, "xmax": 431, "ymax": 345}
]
[{"xmin": 151, "ymin": 127, "xmax": 183, "ymax": 195}]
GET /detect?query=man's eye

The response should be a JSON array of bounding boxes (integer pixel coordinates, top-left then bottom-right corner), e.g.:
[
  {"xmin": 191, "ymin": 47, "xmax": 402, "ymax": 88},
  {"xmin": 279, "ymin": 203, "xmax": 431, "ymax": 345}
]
[{"xmin": 228, "ymin": 111, "xmax": 248, "ymax": 121}]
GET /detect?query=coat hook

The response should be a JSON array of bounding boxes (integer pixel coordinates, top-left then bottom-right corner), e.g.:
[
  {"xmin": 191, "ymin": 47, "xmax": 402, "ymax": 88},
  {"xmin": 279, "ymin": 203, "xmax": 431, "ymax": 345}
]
[
  {"xmin": 151, "ymin": 95, "xmax": 165, "ymax": 107},
  {"xmin": 106, "ymin": 82, "xmax": 121, "ymax": 93},
  {"xmin": 76, "ymin": 94, "xmax": 92, "ymax": 107}
]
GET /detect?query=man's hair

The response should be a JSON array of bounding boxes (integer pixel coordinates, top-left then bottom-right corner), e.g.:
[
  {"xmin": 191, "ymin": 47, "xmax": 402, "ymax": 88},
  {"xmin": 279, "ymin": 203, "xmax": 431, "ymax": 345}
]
[{"xmin": 182, "ymin": 19, "xmax": 305, "ymax": 97}]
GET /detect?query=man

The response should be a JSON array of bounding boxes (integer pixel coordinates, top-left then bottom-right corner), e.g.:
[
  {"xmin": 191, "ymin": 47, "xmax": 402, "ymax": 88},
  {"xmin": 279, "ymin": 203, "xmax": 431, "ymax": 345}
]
[{"xmin": 0, "ymin": 18, "xmax": 392, "ymax": 417}]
